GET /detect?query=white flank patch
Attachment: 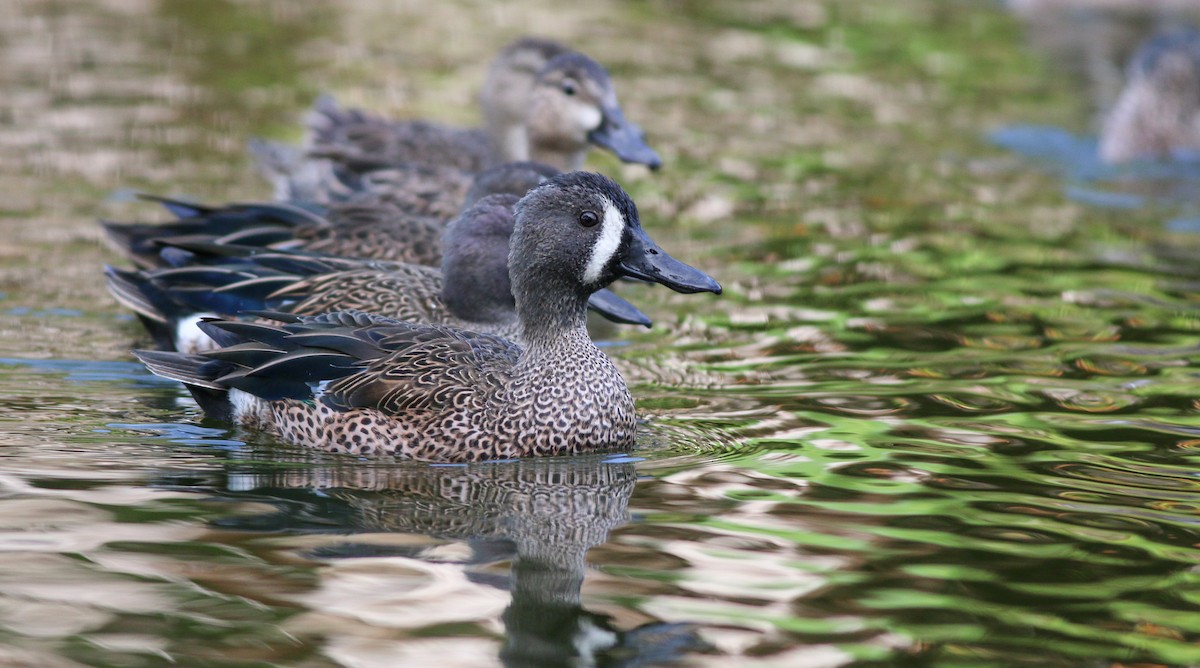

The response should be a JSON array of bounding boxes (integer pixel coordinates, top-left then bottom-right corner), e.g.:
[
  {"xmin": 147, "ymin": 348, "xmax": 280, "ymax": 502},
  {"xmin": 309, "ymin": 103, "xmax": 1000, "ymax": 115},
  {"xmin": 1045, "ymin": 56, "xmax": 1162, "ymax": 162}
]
[
  {"xmin": 175, "ymin": 313, "xmax": 219, "ymax": 354},
  {"xmin": 309, "ymin": 379, "xmax": 332, "ymax": 401},
  {"xmin": 582, "ymin": 198, "xmax": 625, "ymax": 285},
  {"xmin": 229, "ymin": 388, "xmax": 261, "ymax": 422}
]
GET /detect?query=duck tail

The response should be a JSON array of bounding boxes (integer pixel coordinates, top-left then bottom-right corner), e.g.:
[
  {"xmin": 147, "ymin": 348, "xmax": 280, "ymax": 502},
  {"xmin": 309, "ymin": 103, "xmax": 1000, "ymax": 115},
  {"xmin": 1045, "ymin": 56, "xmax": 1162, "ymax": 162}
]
[
  {"xmin": 107, "ymin": 261, "xmax": 298, "ymax": 353},
  {"xmin": 99, "ymin": 220, "xmax": 177, "ymax": 269},
  {"xmin": 306, "ymin": 94, "xmax": 354, "ymax": 144},
  {"xmin": 100, "ymin": 197, "xmax": 330, "ymax": 267},
  {"xmin": 105, "ymin": 265, "xmax": 175, "ymax": 323},
  {"xmin": 247, "ymin": 137, "xmax": 349, "ymax": 203},
  {"xmin": 133, "ymin": 349, "xmax": 236, "ymax": 421},
  {"xmin": 98, "ymin": 195, "xmax": 222, "ymax": 266},
  {"xmin": 105, "ymin": 265, "xmax": 190, "ymax": 350}
]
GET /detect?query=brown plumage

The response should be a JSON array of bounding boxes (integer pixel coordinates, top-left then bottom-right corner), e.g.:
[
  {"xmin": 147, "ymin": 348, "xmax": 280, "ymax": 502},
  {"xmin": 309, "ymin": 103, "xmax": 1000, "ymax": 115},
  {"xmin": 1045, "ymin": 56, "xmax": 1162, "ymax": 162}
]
[
  {"xmin": 303, "ymin": 38, "xmax": 661, "ymax": 174},
  {"xmin": 134, "ymin": 173, "xmax": 720, "ymax": 461},
  {"xmin": 102, "ymin": 162, "xmax": 559, "ymax": 270},
  {"xmin": 105, "ymin": 193, "xmax": 648, "ymax": 355}
]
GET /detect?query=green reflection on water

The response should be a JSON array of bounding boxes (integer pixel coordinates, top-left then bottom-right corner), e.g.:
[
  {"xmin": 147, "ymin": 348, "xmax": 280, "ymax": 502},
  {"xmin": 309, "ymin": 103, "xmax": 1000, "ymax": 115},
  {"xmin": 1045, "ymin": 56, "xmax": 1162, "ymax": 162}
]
[{"xmin": 5, "ymin": 0, "xmax": 1200, "ymax": 665}]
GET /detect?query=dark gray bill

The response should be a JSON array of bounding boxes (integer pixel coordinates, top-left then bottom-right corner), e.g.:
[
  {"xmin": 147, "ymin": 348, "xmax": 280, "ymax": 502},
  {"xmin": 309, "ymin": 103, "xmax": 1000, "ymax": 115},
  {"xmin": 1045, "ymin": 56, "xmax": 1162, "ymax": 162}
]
[
  {"xmin": 587, "ymin": 288, "xmax": 652, "ymax": 327},
  {"xmin": 617, "ymin": 226, "xmax": 721, "ymax": 295},
  {"xmin": 588, "ymin": 103, "xmax": 662, "ymax": 170}
]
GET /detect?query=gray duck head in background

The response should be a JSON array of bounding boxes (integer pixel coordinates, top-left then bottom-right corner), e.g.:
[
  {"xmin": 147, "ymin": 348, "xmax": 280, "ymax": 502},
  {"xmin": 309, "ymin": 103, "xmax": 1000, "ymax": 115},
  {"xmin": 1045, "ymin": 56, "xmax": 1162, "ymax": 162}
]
[
  {"xmin": 1100, "ymin": 27, "xmax": 1200, "ymax": 164},
  {"xmin": 482, "ymin": 37, "xmax": 662, "ymax": 171}
]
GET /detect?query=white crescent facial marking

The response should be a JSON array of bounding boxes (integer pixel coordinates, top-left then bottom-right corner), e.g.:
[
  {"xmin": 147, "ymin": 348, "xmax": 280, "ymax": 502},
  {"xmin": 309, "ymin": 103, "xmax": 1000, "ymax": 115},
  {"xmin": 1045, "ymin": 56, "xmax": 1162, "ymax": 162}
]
[
  {"xmin": 582, "ymin": 197, "xmax": 625, "ymax": 285},
  {"xmin": 574, "ymin": 104, "xmax": 603, "ymax": 133}
]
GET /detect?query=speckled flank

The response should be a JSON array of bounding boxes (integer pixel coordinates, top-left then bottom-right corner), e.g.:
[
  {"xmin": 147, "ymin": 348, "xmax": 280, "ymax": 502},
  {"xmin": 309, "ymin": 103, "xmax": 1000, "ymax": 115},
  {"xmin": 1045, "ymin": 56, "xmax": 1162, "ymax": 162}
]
[
  {"xmin": 231, "ymin": 328, "xmax": 635, "ymax": 462},
  {"xmin": 294, "ymin": 204, "xmax": 446, "ymax": 266},
  {"xmin": 279, "ymin": 264, "xmax": 522, "ymax": 341},
  {"xmin": 311, "ymin": 101, "xmax": 499, "ymax": 173},
  {"xmin": 167, "ymin": 260, "xmax": 520, "ymax": 354},
  {"xmin": 226, "ymin": 326, "xmax": 638, "ymax": 460}
]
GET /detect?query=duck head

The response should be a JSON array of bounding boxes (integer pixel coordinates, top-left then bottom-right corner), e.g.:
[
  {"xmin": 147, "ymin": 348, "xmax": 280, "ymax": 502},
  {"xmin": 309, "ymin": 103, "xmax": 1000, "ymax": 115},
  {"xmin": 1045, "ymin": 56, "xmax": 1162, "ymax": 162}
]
[
  {"xmin": 443, "ymin": 191, "xmax": 654, "ymax": 328},
  {"xmin": 526, "ymin": 53, "xmax": 662, "ymax": 171},
  {"xmin": 509, "ymin": 172, "xmax": 719, "ymax": 336}
]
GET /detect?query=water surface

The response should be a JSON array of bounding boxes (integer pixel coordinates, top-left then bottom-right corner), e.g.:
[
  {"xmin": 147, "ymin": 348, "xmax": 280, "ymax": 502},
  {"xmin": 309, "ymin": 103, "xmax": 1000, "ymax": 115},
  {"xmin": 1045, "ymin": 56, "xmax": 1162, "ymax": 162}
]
[{"xmin": 3, "ymin": 0, "xmax": 1200, "ymax": 665}]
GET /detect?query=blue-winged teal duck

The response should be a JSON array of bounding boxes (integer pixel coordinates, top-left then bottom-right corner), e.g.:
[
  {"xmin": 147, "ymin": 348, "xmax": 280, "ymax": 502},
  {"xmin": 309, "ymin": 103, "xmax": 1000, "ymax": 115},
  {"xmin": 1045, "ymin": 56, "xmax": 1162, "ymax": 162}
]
[
  {"xmin": 1100, "ymin": 28, "xmax": 1200, "ymax": 164},
  {"xmin": 306, "ymin": 37, "xmax": 661, "ymax": 174},
  {"xmin": 105, "ymin": 193, "xmax": 650, "ymax": 353},
  {"xmin": 103, "ymin": 161, "xmax": 558, "ymax": 269},
  {"xmin": 134, "ymin": 172, "xmax": 720, "ymax": 461}
]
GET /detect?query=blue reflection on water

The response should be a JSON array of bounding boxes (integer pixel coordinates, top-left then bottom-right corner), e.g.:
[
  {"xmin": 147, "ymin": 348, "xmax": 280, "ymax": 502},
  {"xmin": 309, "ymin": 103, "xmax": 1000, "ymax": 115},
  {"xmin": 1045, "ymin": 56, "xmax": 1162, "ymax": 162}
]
[
  {"xmin": 989, "ymin": 124, "xmax": 1108, "ymax": 179},
  {"xmin": 107, "ymin": 422, "xmax": 244, "ymax": 448},
  {"xmin": 0, "ymin": 356, "xmax": 174, "ymax": 385},
  {"xmin": 989, "ymin": 124, "xmax": 1200, "ymax": 215},
  {"xmin": 5, "ymin": 307, "xmax": 84, "ymax": 317}
]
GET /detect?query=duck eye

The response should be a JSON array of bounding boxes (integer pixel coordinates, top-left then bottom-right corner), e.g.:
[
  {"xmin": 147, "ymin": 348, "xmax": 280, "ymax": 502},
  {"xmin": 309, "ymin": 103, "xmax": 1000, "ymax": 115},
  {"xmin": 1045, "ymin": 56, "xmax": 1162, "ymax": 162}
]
[
  {"xmin": 579, "ymin": 210, "xmax": 600, "ymax": 227},
  {"xmin": 562, "ymin": 81, "xmax": 577, "ymax": 96}
]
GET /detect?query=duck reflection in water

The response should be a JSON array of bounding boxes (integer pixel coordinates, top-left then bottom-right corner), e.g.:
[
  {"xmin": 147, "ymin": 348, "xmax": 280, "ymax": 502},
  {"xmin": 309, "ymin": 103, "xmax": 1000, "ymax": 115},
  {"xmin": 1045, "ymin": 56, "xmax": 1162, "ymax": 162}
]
[{"xmin": 213, "ymin": 454, "xmax": 712, "ymax": 666}]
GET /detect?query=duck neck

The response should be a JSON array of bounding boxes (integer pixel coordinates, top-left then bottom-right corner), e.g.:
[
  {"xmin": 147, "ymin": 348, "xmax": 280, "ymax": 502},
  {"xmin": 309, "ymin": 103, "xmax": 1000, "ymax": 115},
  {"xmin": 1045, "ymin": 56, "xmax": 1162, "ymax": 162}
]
[
  {"xmin": 528, "ymin": 143, "xmax": 587, "ymax": 172},
  {"xmin": 491, "ymin": 124, "xmax": 530, "ymax": 163},
  {"xmin": 514, "ymin": 276, "xmax": 592, "ymax": 350}
]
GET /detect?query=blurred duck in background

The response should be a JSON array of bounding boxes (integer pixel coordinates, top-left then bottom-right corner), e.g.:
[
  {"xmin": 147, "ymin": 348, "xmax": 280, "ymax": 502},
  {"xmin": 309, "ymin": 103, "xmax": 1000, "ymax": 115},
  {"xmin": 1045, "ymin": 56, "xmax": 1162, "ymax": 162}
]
[
  {"xmin": 1100, "ymin": 28, "xmax": 1200, "ymax": 163},
  {"xmin": 102, "ymin": 161, "xmax": 559, "ymax": 269},
  {"xmin": 257, "ymin": 37, "xmax": 661, "ymax": 203},
  {"xmin": 1007, "ymin": 1, "xmax": 1200, "ymax": 165}
]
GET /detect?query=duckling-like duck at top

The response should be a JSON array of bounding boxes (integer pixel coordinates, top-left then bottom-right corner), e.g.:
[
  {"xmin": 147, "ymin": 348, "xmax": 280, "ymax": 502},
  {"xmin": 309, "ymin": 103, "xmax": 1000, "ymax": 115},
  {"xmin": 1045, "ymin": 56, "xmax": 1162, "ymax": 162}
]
[
  {"xmin": 1100, "ymin": 28, "xmax": 1200, "ymax": 164},
  {"xmin": 309, "ymin": 37, "xmax": 661, "ymax": 174},
  {"xmin": 135, "ymin": 173, "xmax": 719, "ymax": 462}
]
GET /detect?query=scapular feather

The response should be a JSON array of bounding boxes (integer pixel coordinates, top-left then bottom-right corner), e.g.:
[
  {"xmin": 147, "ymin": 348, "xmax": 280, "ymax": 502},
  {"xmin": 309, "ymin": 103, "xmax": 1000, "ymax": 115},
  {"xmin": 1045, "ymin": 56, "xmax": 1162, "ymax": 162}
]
[
  {"xmin": 198, "ymin": 319, "xmax": 294, "ymax": 349},
  {"xmin": 285, "ymin": 330, "xmax": 386, "ymax": 360}
]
